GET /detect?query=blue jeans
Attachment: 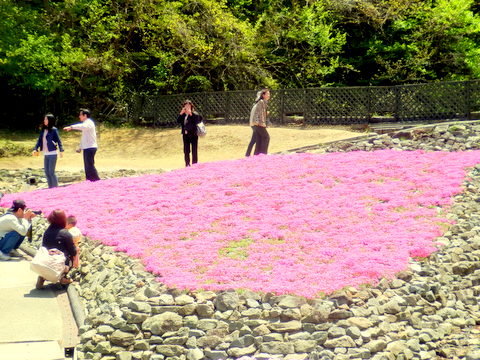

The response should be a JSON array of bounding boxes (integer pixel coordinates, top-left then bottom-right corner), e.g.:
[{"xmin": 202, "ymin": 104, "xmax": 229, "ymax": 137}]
[
  {"xmin": 44, "ymin": 154, "xmax": 58, "ymax": 188},
  {"xmin": 0, "ymin": 231, "xmax": 25, "ymax": 255}
]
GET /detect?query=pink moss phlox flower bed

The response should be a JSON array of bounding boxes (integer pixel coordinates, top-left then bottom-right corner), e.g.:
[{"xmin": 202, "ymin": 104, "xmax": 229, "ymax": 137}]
[{"xmin": 2, "ymin": 150, "xmax": 479, "ymax": 298}]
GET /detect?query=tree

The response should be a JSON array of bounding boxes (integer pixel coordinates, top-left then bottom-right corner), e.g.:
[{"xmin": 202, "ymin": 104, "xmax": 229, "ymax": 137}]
[
  {"xmin": 129, "ymin": 0, "xmax": 271, "ymax": 93},
  {"xmin": 328, "ymin": 0, "xmax": 480, "ymax": 84},
  {"xmin": 0, "ymin": 1, "xmax": 86, "ymax": 126},
  {"xmin": 255, "ymin": 0, "xmax": 347, "ymax": 88},
  {"xmin": 0, "ymin": 0, "xmax": 479, "ymax": 127}
]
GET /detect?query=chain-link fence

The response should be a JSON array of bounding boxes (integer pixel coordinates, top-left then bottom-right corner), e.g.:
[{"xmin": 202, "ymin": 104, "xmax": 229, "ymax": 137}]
[{"xmin": 127, "ymin": 80, "xmax": 480, "ymax": 126}]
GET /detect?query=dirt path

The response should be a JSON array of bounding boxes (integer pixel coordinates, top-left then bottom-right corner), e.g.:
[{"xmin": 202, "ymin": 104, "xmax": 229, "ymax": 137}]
[{"xmin": 0, "ymin": 125, "xmax": 359, "ymax": 172}]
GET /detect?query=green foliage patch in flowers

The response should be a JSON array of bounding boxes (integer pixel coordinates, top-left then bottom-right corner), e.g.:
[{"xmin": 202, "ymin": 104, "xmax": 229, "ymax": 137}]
[{"xmin": 218, "ymin": 238, "xmax": 253, "ymax": 260}]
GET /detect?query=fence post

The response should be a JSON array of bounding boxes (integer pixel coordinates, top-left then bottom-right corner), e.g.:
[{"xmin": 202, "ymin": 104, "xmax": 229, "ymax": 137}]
[
  {"xmin": 225, "ymin": 92, "xmax": 230, "ymax": 122},
  {"xmin": 201, "ymin": 93, "xmax": 206, "ymax": 120},
  {"xmin": 304, "ymin": 88, "xmax": 310, "ymax": 124},
  {"xmin": 154, "ymin": 96, "xmax": 160, "ymax": 128},
  {"xmin": 465, "ymin": 81, "xmax": 471, "ymax": 120},
  {"xmin": 394, "ymin": 86, "xmax": 401, "ymax": 122},
  {"xmin": 366, "ymin": 87, "xmax": 372, "ymax": 122},
  {"xmin": 280, "ymin": 90, "xmax": 285, "ymax": 124}
]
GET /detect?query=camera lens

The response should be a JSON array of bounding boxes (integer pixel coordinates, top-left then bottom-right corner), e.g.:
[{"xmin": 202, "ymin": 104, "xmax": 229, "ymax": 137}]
[{"xmin": 32, "ymin": 210, "xmax": 42, "ymax": 215}]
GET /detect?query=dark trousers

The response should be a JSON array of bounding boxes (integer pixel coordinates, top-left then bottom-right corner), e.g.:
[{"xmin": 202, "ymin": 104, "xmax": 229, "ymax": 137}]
[
  {"xmin": 183, "ymin": 133, "xmax": 198, "ymax": 166},
  {"xmin": 245, "ymin": 126, "xmax": 257, "ymax": 157},
  {"xmin": 253, "ymin": 126, "xmax": 270, "ymax": 155},
  {"xmin": 83, "ymin": 148, "xmax": 100, "ymax": 181}
]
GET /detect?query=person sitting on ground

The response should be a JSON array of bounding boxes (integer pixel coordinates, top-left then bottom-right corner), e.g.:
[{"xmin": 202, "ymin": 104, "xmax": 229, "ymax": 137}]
[
  {"xmin": 0, "ymin": 199, "xmax": 38, "ymax": 260},
  {"xmin": 66, "ymin": 215, "xmax": 82, "ymax": 268},
  {"xmin": 36, "ymin": 209, "xmax": 77, "ymax": 289}
]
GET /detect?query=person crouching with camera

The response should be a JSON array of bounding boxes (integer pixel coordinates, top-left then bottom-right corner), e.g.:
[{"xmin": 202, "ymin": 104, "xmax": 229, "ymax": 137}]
[{"xmin": 0, "ymin": 199, "xmax": 38, "ymax": 260}]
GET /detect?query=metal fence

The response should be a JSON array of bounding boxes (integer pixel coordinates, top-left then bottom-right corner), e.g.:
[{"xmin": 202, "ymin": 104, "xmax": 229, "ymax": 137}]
[{"xmin": 127, "ymin": 80, "xmax": 480, "ymax": 126}]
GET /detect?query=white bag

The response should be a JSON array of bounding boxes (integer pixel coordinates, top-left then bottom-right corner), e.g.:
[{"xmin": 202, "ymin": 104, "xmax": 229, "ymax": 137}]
[
  {"xmin": 30, "ymin": 247, "xmax": 66, "ymax": 283},
  {"xmin": 196, "ymin": 121, "xmax": 207, "ymax": 137}
]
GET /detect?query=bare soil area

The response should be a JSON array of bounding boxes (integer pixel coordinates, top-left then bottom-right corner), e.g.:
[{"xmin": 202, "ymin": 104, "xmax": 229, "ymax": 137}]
[{"xmin": 0, "ymin": 125, "xmax": 359, "ymax": 172}]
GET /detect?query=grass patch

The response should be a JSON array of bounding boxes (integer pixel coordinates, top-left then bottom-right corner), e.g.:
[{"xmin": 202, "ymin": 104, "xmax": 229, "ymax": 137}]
[
  {"xmin": 218, "ymin": 238, "xmax": 253, "ymax": 260},
  {"xmin": 0, "ymin": 129, "xmax": 36, "ymax": 157},
  {"xmin": 0, "ymin": 140, "xmax": 32, "ymax": 157}
]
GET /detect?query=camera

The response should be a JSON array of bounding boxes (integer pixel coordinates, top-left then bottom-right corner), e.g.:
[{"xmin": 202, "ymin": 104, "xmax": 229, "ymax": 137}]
[{"xmin": 32, "ymin": 210, "xmax": 42, "ymax": 215}]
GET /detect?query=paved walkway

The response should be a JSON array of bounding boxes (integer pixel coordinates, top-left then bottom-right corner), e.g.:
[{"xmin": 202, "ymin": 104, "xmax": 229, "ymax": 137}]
[{"xmin": 0, "ymin": 251, "xmax": 77, "ymax": 360}]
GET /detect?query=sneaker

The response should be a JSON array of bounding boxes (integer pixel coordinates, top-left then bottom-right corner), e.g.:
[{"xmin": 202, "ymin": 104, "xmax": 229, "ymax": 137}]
[
  {"xmin": 9, "ymin": 249, "xmax": 22, "ymax": 258},
  {"xmin": 0, "ymin": 252, "xmax": 11, "ymax": 261}
]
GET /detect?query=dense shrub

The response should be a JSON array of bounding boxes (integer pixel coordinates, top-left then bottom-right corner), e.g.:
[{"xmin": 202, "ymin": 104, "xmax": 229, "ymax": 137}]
[{"xmin": 0, "ymin": 140, "xmax": 31, "ymax": 157}]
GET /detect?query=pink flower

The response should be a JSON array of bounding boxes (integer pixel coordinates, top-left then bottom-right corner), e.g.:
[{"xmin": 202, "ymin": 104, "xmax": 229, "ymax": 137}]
[{"xmin": 2, "ymin": 149, "xmax": 478, "ymax": 298}]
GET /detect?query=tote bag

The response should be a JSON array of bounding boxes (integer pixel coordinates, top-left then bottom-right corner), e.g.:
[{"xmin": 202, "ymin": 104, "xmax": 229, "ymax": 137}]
[
  {"xmin": 196, "ymin": 121, "xmax": 207, "ymax": 137},
  {"xmin": 30, "ymin": 247, "xmax": 66, "ymax": 283}
]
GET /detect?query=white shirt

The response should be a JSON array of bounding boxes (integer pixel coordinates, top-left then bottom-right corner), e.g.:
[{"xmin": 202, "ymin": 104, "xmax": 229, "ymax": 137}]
[
  {"xmin": 42, "ymin": 130, "xmax": 57, "ymax": 156},
  {"xmin": 71, "ymin": 118, "xmax": 98, "ymax": 149},
  {"xmin": 0, "ymin": 213, "xmax": 30, "ymax": 238}
]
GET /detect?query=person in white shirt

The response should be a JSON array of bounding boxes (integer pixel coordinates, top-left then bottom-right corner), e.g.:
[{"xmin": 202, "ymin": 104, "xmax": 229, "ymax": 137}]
[
  {"xmin": 0, "ymin": 199, "xmax": 38, "ymax": 260},
  {"xmin": 64, "ymin": 108, "xmax": 100, "ymax": 181}
]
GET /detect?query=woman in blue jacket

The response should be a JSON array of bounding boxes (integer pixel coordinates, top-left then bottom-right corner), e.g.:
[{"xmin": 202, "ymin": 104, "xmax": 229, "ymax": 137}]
[{"xmin": 33, "ymin": 114, "xmax": 64, "ymax": 188}]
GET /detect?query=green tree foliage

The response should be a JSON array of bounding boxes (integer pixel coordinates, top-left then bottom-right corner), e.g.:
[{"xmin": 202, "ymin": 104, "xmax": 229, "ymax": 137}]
[
  {"xmin": 129, "ymin": 0, "xmax": 271, "ymax": 93},
  {"xmin": 255, "ymin": 0, "xmax": 346, "ymax": 88},
  {"xmin": 388, "ymin": 0, "xmax": 480, "ymax": 82},
  {"xmin": 0, "ymin": 1, "xmax": 83, "ymax": 92},
  {"xmin": 0, "ymin": 0, "xmax": 478, "ymax": 126},
  {"xmin": 328, "ymin": 0, "xmax": 480, "ymax": 85}
]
